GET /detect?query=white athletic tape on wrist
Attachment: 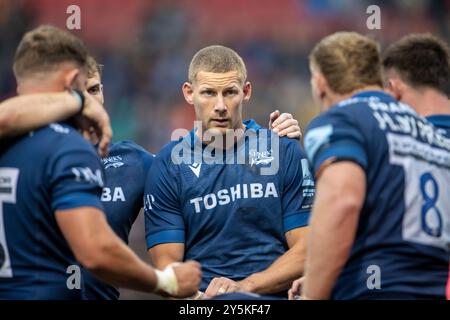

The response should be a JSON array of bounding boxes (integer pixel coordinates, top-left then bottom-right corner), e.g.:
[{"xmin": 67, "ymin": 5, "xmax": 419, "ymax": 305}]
[{"xmin": 155, "ymin": 265, "xmax": 178, "ymax": 295}]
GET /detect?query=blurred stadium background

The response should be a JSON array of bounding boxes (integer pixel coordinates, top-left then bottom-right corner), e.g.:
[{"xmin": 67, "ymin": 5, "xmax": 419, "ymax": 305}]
[{"xmin": 0, "ymin": 0, "xmax": 449, "ymax": 299}]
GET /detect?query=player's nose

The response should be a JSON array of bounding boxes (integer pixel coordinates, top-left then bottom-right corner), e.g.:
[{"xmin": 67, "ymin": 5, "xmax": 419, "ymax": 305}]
[{"xmin": 214, "ymin": 94, "xmax": 227, "ymax": 112}]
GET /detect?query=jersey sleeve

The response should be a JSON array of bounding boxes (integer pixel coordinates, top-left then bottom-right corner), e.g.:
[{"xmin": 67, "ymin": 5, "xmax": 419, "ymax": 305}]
[
  {"xmin": 47, "ymin": 132, "xmax": 105, "ymax": 212},
  {"xmin": 280, "ymin": 139, "xmax": 315, "ymax": 232},
  {"xmin": 304, "ymin": 108, "xmax": 368, "ymax": 177},
  {"xmin": 144, "ymin": 152, "xmax": 185, "ymax": 249}
]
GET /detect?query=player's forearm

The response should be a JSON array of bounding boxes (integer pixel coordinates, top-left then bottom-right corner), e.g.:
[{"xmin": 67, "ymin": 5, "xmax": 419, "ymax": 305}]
[
  {"xmin": 301, "ymin": 198, "xmax": 360, "ymax": 299},
  {"xmin": 241, "ymin": 242, "xmax": 307, "ymax": 294},
  {"xmin": 148, "ymin": 243, "xmax": 185, "ymax": 270},
  {"xmin": 85, "ymin": 235, "xmax": 159, "ymax": 293},
  {"xmin": 0, "ymin": 92, "xmax": 80, "ymax": 138}
]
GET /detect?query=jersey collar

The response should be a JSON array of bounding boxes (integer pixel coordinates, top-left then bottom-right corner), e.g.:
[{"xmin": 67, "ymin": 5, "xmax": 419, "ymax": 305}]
[
  {"xmin": 351, "ymin": 90, "xmax": 393, "ymax": 100},
  {"xmin": 426, "ymin": 114, "xmax": 450, "ymax": 129}
]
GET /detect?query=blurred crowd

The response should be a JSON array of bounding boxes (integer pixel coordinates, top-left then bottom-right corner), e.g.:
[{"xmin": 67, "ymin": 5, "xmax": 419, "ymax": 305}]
[{"xmin": 1, "ymin": 0, "xmax": 449, "ymax": 298}]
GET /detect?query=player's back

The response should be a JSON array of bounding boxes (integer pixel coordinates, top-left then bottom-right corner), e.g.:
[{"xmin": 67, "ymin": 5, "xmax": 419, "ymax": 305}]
[
  {"xmin": 0, "ymin": 123, "xmax": 104, "ymax": 299},
  {"xmin": 306, "ymin": 91, "xmax": 450, "ymax": 299}
]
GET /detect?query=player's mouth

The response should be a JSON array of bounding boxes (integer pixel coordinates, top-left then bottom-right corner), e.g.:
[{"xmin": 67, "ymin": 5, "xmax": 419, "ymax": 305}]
[{"xmin": 210, "ymin": 119, "xmax": 230, "ymax": 127}]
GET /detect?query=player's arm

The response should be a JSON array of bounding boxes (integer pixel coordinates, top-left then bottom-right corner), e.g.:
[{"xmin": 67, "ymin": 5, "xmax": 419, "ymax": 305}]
[
  {"xmin": 301, "ymin": 161, "xmax": 365, "ymax": 299},
  {"xmin": 0, "ymin": 91, "xmax": 112, "ymax": 157},
  {"xmin": 300, "ymin": 110, "xmax": 368, "ymax": 299},
  {"xmin": 144, "ymin": 152, "xmax": 187, "ymax": 268},
  {"xmin": 204, "ymin": 227, "xmax": 309, "ymax": 297},
  {"xmin": 0, "ymin": 92, "xmax": 80, "ymax": 137},
  {"xmin": 56, "ymin": 207, "xmax": 200, "ymax": 297},
  {"xmin": 243, "ymin": 226, "xmax": 309, "ymax": 294},
  {"xmin": 148, "ymin": 243, "xmax": 184, "ymax": 269}
]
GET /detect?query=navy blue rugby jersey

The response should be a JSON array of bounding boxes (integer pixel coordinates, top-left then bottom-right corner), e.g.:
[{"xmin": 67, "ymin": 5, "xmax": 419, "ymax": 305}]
[
  {"xmin": 144, "ymin": 119, "xmax": 314, "ymax": 292},
  {"xmin": 304, "ymin": 91, "xmax": 450, "ymax": 299},
  {"xmin": 0, "ymin": 123, "xmax": 104, "ymax": 299},
  {"xmin": 427, "ymin": 115, "xmax": 450, "ymax": 138}
]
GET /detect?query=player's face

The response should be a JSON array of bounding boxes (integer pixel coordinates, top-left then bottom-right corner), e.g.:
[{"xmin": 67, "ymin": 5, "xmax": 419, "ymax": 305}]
[
  {"xmin": 183, "ymin": 71, "xmax": 251, "ymax": 135},
  {"xmin": 86, "ymin": 72, "xmax": 104, "ymax": 105}
]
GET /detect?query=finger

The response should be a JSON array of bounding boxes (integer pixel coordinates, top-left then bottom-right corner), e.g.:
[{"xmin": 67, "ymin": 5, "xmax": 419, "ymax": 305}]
[
  {"xmin": 278, "ymin": 125, "xmax": 301, "ymax": 138},
  {"xmin": 97, "ymin": 124, "xmax": 112, "ymax": 158},
  {"xmin": 287, "ymin": 131, "xmax": 301, "ymax": 139},
  {"xmin": 217, "ymin": 281, "xmax": 231, "ymax": 295},
  {"xmin": 81, "ymin": 129, "xmax": 91, "ymax": 140},
  {"xmin": 204, "ymin": 278, "xmax": 221, "ymax": 297},
  {"xmin": 288, "ymin": 289, "xmax": 295, "ymax": 300},
  {"xmin": 271, "ymin": 112, "xmax": 292, "ymax": 128},
  {"xmin": 268, "ymin": 110, "xmax": 280, "ymax": 127},
  {"xmin": 273, "ymin": 118, "xmax": 298, "ymax": 133},
  {"xmin": 208, "ymin": 278, "xmax": 232, "ymax": 296},
  {"xmin": 225, "ymin": 282, "xmax": 239, "ymax": 293},
  {"xmin": 269, "ymin": 110, "xmax": 280, "ymax": 121},
  {"xmin": 292, "ymin": 279, "xmax": 302, "ymax": 293}
]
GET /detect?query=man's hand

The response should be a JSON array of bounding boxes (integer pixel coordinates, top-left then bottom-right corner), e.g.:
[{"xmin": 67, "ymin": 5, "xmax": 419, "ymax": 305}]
[
  {"xmin": 170, "ymin": 261, "xmax": 202, "ymax": 298},
  {"xmin": 204, "ymin": 277, "xmax": 256, "ymax": 298},
  {"xmin": 269, "ymin": 110, "xmax": 302, "ymax": 139},
  {"xmin": 204, "ymin": 277, "xmax": 241, "ymax": 297},
  {"xmin": 288, "ymin": 277, "xmax": 304, "ymax": 300},
  {"xmin": 77, "ymin": 93, "xmax": 112, "ymax": 158}
]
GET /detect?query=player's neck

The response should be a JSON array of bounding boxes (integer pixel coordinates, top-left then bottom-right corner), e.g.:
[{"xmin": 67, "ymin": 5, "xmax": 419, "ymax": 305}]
[
  {"xmin": 197, "ymin": 122, "xmax": 246, "ymax": 150},
  {"xmin": 327, "ymin": 85, "xmax": 383, "ymax": 109},
  {"xmin": 403, "ymin": 88, "xmax": 450, "ymax": 117}
]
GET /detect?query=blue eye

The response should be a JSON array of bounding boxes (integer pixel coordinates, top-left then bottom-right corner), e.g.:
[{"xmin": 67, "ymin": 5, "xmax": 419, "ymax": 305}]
[
  {"xmin": 202, "ymin": 90, "xmax": 215, "ymax": 96},
  {"xmin": 224, "ymin": 90, "xmax": 238, "ymax": 96}
]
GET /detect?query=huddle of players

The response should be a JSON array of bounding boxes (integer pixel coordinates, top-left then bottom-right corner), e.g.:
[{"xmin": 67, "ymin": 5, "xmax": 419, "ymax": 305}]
[{"xmin": 0, "ymin": 23, "xmax": 449, "ymax": 300}]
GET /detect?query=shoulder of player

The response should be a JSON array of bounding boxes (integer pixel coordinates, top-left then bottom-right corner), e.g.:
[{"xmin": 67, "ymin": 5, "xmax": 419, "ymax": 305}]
[
  {"xmin": 109, "ymin": 140, "xmax": 155, "ymax": 159},
  {"xmin": 155, "ymin": 138, "xmax": 184, "ymax": 160},
  {"xmin": 149, "ymin": 140, "xmax": 181, "ymax": 174},
  {"xmin": 278, "ymin": 136, "xmax": 307, "ymax": 159},
  {"xmin": 307, "ymin": 100, "xmax": 374, "ymax": 132},
  {"xmin": 38, "ymin": 122, "xmax": 96, "ymax": 151}
]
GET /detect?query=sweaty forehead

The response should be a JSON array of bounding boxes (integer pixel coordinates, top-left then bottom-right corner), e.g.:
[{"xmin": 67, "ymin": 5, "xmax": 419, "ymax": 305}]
[{"xmin": 194, "ymin": 71, "xmax": 243, "ymax": 88}]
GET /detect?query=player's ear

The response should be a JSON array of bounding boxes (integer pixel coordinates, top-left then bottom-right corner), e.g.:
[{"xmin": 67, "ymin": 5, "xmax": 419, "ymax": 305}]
[
  {"xmin": 314, "ymin": 72, "xmax": 327, "ymax": 100},
  {"xmin": 243, "ymin": 81, "xmax": 252, "ymax": 103},
  {"xmin": 63, "ymin": 68, "xmax": 82, "ymax": 90},
  {"xmin": 182, "ymin": 82, "xmax": 194, "ymax": 105},
  {"xmin": 387, "ymin": 78, "xmax": 402, "ymax": 100}
]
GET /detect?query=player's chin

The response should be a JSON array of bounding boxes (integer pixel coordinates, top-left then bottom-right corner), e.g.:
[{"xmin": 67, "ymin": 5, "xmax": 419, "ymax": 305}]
[{"xmin": 206, "ymin": 126, "xmax": 230, "ymax": 136}]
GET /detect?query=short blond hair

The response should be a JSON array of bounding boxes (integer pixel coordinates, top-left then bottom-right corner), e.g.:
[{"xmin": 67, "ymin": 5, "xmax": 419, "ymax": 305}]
[
  {"xmin": 309, "ymin": 32, "xmax": 383, "ymax": 94},
  {"xmin": 188, "ymin": 45, "xmax": 247, "ymax": 83}
]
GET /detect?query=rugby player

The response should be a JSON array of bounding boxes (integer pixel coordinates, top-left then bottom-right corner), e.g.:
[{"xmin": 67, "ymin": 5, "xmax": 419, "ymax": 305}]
[
  {"xmin": 0, "ymin": 25, "xmax": 201, "ymax": 299},
  {"xmin": 300, "ymin": 32, "xmax": 450, "ymax": 299},
  {"xmin": 144, "ymin": 45, "xmax": 314, "ymax": 298},
  {"xmin": 382, "ymin": 33, "xmax": 450, "ymax": 300}
]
